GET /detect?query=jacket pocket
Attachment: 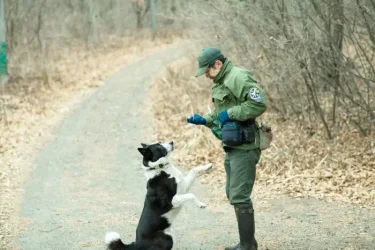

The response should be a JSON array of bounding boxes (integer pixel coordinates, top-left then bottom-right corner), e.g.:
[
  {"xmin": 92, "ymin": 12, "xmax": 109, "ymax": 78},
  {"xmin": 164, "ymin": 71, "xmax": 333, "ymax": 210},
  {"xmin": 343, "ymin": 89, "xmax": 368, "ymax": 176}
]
[
  {"xmin": 212, "ymin": 92, "xmax": 228, "ymax": 102},
  {"xmin": 212, "ymin": 88, "xmax": 232, "ymax": 106}
]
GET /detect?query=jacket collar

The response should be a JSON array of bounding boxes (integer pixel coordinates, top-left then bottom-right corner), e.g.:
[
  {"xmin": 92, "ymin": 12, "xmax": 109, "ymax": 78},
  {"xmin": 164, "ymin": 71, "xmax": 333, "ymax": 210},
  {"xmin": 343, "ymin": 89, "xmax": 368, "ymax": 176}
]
[{"xmin": 213, "ymin": 59, "xmax": 233, "ymax": 83}]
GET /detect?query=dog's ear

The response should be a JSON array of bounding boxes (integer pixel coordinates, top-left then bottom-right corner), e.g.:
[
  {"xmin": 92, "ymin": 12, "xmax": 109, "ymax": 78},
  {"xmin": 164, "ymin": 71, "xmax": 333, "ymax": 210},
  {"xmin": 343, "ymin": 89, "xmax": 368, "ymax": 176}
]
[
  {"xmin": 141, "ymin": 143, "xmax": 148, "ymax": 148},
  {"xmin": 138, "ymin": 147, "xmax": 151, "ymax": 158}
]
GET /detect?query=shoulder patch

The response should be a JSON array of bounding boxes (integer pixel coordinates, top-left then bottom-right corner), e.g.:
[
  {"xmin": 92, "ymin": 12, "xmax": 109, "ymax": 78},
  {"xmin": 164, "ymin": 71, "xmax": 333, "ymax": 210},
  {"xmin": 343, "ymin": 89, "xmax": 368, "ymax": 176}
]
[{"xmin": 248, "ymin": 87, "xmax": 263, "ymax": 103}]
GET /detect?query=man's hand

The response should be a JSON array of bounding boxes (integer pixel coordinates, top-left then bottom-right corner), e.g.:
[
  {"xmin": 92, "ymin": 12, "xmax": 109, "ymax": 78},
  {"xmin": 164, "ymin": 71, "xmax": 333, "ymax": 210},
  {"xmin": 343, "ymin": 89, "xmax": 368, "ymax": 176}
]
[
  {"xmin": 218, "ymin": 110, "xmax": 230, "ymax": 124},
  {"xmin": 187, "ymin": 114, "xmax": 207, "ymax": 125}
]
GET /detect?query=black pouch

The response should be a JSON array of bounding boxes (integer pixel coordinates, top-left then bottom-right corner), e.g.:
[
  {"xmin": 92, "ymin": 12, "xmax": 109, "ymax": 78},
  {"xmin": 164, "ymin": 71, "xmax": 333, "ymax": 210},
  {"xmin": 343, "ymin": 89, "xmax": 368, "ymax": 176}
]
[
  {"xmin": 221, "ymin": 122, "xmax": 244, "ymax": 146},
  {"xmin": 242, "ymin": 124, "xmax": 256, "ymax": 143}
]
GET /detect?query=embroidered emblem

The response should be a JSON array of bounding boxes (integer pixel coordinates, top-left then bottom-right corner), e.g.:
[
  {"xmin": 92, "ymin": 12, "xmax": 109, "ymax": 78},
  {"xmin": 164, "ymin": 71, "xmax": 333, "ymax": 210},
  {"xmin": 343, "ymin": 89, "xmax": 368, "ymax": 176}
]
[{"xmin": 249, "ymin": 87, "xmax": 263, "ymax": 103}]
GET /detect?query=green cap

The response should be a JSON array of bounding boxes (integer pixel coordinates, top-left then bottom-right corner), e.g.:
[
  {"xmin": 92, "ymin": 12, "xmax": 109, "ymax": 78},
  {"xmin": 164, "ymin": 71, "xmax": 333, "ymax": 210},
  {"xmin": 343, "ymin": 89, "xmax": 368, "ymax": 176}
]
[{"xmin": 195, "ymin": 47, "xmax": 223, "ymax": 77}]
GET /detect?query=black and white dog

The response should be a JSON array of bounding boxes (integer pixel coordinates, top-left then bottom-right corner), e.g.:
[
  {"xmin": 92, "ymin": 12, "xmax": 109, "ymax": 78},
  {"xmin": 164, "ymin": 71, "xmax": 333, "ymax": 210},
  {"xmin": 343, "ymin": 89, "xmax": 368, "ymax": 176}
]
[{"xmin": 105, "ymin": 141, "xmax": 212, "ymax": 250}]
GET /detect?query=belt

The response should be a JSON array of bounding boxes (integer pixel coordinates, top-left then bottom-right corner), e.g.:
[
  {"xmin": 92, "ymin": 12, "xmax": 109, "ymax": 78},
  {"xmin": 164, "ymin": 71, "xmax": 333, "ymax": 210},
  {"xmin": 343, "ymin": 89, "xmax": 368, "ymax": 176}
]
[{"xmin": 240, "ymin": 119, "xmax": 255, "ymax": 126}]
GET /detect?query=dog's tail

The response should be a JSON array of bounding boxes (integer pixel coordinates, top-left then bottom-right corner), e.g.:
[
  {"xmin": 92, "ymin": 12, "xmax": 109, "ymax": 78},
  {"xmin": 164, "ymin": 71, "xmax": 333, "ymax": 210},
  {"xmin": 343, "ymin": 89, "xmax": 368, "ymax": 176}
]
[{"xmin": 105, "ymin": 232, "xmax": 135, "ymax": 250}]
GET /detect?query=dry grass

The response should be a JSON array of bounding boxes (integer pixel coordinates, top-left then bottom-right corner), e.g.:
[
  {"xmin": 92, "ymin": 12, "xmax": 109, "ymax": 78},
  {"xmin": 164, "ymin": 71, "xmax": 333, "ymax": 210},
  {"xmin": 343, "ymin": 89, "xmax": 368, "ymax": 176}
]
[
  {"xmin": 0, "ymin": 33, "xmax": 183, "ymax": 248},
  {"xmin": 149, "ymin": 56, "xmax": 375, "ymax": 207}
]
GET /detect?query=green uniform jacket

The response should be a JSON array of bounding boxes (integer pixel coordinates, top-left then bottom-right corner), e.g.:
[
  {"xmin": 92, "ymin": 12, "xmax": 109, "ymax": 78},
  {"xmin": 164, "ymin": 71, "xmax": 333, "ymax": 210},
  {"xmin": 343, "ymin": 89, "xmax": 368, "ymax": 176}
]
[{"xmin": 203, "ymin": 59, "xmax": 267, "ymax": 150}]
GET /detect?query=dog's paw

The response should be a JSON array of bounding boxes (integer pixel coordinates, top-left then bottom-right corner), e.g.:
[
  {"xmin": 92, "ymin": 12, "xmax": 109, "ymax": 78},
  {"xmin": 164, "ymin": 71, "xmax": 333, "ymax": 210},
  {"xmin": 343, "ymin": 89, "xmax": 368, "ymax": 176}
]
[
  {"xmin": 199, "ymin": 163, "xmax": 213, "ymax": 172},
  {"xmin": 196, "ymin": 202, "xmax": 207, "ymax": 208}
]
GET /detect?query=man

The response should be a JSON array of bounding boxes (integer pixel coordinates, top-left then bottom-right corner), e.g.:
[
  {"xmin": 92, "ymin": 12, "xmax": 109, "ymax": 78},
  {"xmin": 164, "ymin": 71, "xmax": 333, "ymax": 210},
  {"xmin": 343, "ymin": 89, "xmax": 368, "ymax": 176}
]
[{"xmin": 187, "ymin": 47, "xmax": 267, "ymax": 250}]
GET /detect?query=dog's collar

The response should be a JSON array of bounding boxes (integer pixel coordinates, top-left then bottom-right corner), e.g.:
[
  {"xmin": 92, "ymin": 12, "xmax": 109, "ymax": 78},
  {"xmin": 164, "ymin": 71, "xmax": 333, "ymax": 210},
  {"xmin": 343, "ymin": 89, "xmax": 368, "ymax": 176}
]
[{"xmin": 147, "ymin": 162, "xmax": 170, "ymax": 171}]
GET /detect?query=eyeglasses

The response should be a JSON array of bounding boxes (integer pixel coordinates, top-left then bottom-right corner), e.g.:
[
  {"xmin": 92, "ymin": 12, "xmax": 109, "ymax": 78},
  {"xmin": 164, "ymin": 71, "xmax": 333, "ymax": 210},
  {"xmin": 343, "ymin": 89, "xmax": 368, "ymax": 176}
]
[{"xmin": 205, "ymin": 62, "xmax": 215, "ymax": 74}]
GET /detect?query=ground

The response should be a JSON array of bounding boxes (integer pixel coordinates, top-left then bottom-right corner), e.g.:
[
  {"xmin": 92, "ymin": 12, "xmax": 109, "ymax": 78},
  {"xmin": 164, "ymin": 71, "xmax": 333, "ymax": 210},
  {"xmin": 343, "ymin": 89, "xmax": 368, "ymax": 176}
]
[{"xmin": 3, "ymin": 45, "xmax": 375, "ymax": 250}]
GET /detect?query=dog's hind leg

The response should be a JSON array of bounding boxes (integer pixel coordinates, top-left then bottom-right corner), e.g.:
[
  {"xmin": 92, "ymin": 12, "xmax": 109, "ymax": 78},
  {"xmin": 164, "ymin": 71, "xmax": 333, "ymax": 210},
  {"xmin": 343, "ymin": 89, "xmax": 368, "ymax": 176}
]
[
  {"xmin": 184, "ymin": 163, "xmax": 212, "ymax": 191},
  {"xmin": 147, "ymin": 231, "xmax": 173, "ymax": 250},
  {"xmin": 172, "ymin": 193, "xmax": 207, "ymax": 208}
]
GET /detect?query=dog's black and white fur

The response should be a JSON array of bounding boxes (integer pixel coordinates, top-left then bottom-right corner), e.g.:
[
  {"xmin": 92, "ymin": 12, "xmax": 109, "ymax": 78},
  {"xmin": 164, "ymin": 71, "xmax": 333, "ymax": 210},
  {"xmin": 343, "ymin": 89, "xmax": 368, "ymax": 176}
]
[{"xmin": 105, "ymin": 141, "xmax": 212, "ymax": 250}]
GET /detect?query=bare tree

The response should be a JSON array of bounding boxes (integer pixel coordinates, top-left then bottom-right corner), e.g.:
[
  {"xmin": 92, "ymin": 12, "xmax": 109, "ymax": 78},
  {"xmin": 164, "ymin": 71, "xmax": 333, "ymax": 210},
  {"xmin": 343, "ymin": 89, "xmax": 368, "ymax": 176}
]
[
  {"xmin": 132, "ymin": 0, "xmax": 150, "ymax": 30},
  {"xmin": 178, "ymin": 0, "xmax": 374, "ymax": 138}
]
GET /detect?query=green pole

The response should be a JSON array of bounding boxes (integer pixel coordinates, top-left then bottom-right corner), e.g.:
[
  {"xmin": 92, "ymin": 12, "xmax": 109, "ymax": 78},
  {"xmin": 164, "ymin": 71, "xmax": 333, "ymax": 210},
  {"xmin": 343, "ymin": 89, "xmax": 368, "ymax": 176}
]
[{"xmin": 0, "ymin": 0, "xmax": 7, "ymax": 75}]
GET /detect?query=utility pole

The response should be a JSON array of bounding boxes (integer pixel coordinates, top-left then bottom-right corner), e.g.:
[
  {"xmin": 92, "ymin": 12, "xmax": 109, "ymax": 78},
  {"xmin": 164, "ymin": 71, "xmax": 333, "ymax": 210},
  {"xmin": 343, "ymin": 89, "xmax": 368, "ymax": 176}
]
[{"xmin": 150, "ymin": 0, "xmax": 156, "ymax": 33}]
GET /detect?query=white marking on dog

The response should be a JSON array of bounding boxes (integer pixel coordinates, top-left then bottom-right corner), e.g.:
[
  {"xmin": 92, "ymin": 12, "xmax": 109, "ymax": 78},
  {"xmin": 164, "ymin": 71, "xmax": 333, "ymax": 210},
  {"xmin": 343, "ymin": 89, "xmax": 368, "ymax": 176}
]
[{"xmin": 105, "ymin": 232, "xmax": 120, "ymax": 245}]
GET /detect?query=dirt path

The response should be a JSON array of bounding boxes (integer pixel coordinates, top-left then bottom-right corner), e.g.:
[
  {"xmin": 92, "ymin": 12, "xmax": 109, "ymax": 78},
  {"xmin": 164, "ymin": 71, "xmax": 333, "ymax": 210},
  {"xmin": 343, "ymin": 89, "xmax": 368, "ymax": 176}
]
[{"xmin": 9, "ymin": 46, "xmax": 375, "ymax": 250}]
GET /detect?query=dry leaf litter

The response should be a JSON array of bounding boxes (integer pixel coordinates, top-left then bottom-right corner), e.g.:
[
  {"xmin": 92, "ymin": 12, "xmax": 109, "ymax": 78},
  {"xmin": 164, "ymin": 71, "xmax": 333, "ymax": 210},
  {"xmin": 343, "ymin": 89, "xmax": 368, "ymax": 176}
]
[{"xmin": 148, "ymin": 56, "xmax": 375, "ymax": 208}]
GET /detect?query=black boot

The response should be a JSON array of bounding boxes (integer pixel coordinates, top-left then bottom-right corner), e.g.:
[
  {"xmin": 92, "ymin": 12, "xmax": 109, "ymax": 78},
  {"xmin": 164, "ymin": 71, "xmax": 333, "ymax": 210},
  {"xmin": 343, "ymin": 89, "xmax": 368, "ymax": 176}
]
[{"xmin": 225, "ymin": 204, "xmax": 257, "ymax": 250}]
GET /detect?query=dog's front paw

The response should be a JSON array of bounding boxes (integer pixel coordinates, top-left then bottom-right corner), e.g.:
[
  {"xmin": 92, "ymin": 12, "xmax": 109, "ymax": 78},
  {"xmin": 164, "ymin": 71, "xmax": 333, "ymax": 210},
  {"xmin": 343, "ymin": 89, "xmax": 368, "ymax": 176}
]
[
  {"xmin": 199, "ymin": 163, "xmax": 213, "ymax": 172},
  {"xmin": 196, "ymin": 202, "xmax": 207, "ymax": 208}
]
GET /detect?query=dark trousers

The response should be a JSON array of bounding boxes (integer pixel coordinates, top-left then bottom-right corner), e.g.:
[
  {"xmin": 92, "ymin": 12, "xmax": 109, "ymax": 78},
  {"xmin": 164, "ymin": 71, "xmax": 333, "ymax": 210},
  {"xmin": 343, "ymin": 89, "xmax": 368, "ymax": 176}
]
[{"xmin": 224, "ymin": 148, "xmax": 260, "ymax": 206}]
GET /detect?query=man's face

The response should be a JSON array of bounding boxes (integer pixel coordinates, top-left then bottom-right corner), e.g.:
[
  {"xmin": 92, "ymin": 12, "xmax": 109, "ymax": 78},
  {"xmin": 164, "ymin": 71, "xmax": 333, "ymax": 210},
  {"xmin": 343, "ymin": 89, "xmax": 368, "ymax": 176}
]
[{"xmin": 205, "ymin": 60, "xmax": 223, "ymax": 80}]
